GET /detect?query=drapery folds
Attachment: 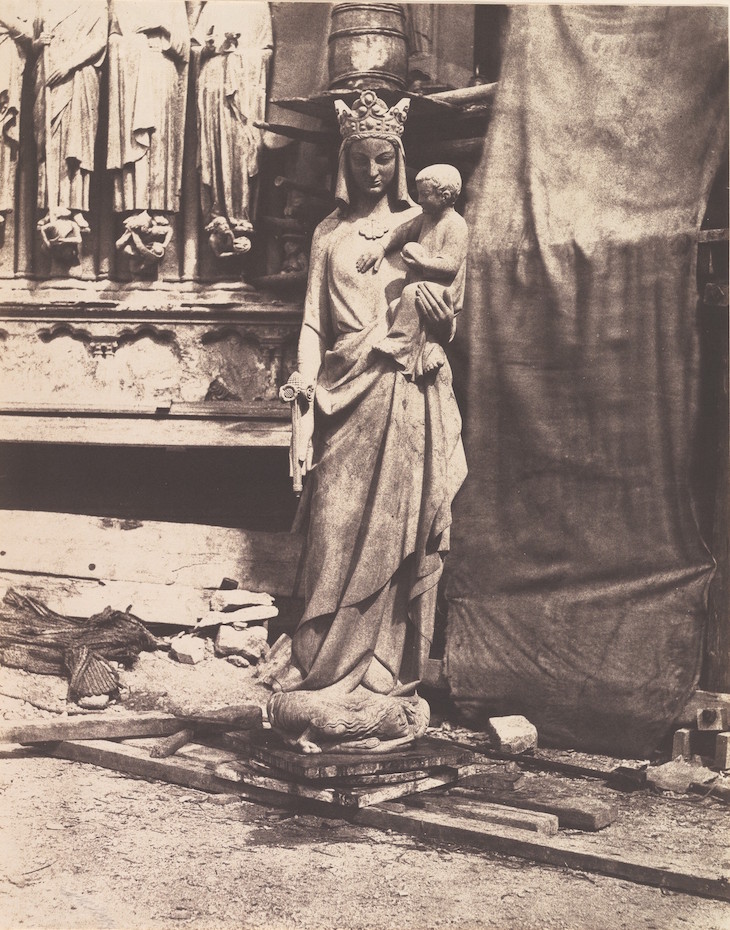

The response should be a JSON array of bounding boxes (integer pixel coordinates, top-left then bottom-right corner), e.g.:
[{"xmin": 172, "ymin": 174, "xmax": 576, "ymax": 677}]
[{"xmin": 446, "ymin": 6, "xmax": 728, "ymax": 755}]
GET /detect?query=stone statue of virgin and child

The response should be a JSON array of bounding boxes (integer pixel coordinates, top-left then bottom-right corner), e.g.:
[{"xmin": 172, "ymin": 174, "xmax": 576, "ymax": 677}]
[{"xmin": 269, "ymin": 90, "xmax": 468, "ymax": 754}]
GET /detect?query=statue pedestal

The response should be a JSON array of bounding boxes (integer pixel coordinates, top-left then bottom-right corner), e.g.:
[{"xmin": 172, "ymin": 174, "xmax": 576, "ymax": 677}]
[
  {"xmin": 216, "ymin": 729, "xmax": 480, "ymax": 808},
  {"xmin": 242, "ymin": 729, "xmax": 473, "ymax": 780}
]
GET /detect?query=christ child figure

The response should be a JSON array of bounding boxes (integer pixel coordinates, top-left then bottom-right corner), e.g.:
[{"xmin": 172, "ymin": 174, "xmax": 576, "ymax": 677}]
[{"xmin": 357, "ymin": 163, "xmax": 468, "ymax": 381}]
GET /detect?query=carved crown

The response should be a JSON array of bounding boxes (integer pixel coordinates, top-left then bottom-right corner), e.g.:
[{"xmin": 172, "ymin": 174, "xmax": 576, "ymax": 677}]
[{"xmin": 334, "ymin": 90, "xmax": 410, "ymax": 141}]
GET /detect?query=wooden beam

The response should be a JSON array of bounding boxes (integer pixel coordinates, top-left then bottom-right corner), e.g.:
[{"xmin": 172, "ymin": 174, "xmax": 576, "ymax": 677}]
[
  {"xmin": 355, "ymin": 800, "xmax": 730, "ymax": 903},
  {"xmin": 445, "ymin": 786, "xmax": 618, "ymax": 832},
  {"xmin": 214, "ymin": 760, "xmax": 557, "ymax": 825},
  {"xmin": 0, "ymin": 400, "xmax": 287, "ymax": 420},
  {"xmin": 39, "ymin": 738, "xmax": 730, "ymax": 903},
  {"xmin": 467, "ymin": 745, "xmax": 614, "ymax": 780},
  {"xmin": 0, "ymin": 706, "xmax": 262, "ymax": 745},
  {"xmin": 0, "ymin": 414, "xmax": 290, "ymax": 447},
  {"xmin": 0, "ymin": 713, "xmax": 186, "ymax": 745},
  {"xmin": 0, "ymin": 510, "xmax": 302, "ymax": 593},
  {"xmin": 698, "ymin": 228, "xmax": 729, "ymax": 243}
]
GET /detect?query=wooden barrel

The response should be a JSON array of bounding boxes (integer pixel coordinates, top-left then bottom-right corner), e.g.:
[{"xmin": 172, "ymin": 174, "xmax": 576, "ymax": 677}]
[{"xmin": 328, "ymin": 3, "xmax": 408, "ymax": 92}]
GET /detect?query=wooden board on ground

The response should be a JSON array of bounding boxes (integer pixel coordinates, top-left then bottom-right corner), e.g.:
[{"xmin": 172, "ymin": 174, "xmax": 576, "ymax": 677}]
[
  {"xmin": 356, "ymin": 798, "xmax": 730, "ymax": 903},
  {"xmin": 0, "ymin": 510, "xmax": 301, "ymax": 594},
  {"xmin": 0, "ymin": 705, "xmax": 262, "ymax": 745},
  {"xmin": 213, "ymin": 759, "xmax": 550, "ymax": 820},
  {"xmin": 446, "ymin": 786, "xmax": 618, "ymax": 832},
  {"xmin": 473, "ymin": 744, "xmax": 615, "ymax": 780},
  {"xmin": 0, "ymin": 712, "xmax": 187, "ymax": 745},
  {"xmin": 246, "ymin": 731, "xmax": 475, "ymax": 781},
  {"xmin": 37, "ymin": 736, "xmax": 730, "ymax": 903}
]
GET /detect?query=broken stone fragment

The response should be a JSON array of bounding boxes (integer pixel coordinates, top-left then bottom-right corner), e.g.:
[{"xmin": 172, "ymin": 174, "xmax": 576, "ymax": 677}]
[
  {"xmin": 76, "ymin": 693, "xmax": 112, "ymax": 710},
  {"xmin": 230, "ymin": 606, "xmax": 278, "ymax": 628},
  {"xmin": 215, "ymin": 624, "xmax": 268, "ymax": 660},
  {"xmin": 487, "ymin": 715, "xmax": 538, "ymax": 753},
  {"xmin": 647, "ymin": 758, "xmax": 717, "ymax": 793},
  {"xmin": 227, "ymin": 655, "xmax": 250, "ymax": 669},
  {"xmin": 209, "ymin": 590, "xmax": 275, "ymax": 612},
  {"xmin": 170, "ymin": 634, "xmax": 207, "ymax": 665},
  {"xmin": 255, "ymin": 633, "xmax": 293, "ymax": 685}
]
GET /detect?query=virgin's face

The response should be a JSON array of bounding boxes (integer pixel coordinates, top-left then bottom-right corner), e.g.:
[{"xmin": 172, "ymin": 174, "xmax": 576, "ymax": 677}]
[{"xmin": 347, "ymin": 138, "xmax": 397, "ymax": 198}]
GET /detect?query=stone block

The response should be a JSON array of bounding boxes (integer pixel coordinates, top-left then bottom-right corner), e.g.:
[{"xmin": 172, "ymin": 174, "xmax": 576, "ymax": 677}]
[
  {"xmin": 697, "ymin": 707, "xmax": 729, "ymax": 731},
  {"xmin": 486, "ymin": 715, "xmax": 538, "ymax": 754},
  {"xmin": 715, "ymin": 733, "xmax": 730, "ymax": 771},
  {"xmin": 215, "ymin": 624, "xmax": 268, "ymax": 660},
  {"xmin": 170, "ymin": 634, "xmax": 207, "ymax": 665},
  {"xmin": 672, "ymin": 728, "xmax": 692, "ymax": 759}
]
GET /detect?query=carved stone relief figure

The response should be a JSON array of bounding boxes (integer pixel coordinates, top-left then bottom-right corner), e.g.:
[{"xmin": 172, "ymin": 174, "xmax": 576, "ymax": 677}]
[
  {"xmin": 191, "ymin": 1, "xmax": 273, "ymax": 258},
  {"xmin": 268, "ymin": 92, "xmax": 468, "ymax": 753},
  {"xmin": 33, "ymin": 0, "xmax": 107, "ymax": 254},
  {"xmin": 0, "ymin": 4, "xmax": 31, "ymax": 235},
  {"xmin": 107, "ymin": 1, "xmax": 189, "ymax": 270}
]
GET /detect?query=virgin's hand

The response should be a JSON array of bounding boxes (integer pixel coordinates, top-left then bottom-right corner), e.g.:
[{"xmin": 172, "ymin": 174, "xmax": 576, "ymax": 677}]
[
  {"xmin": 356, "ymin": 245, "xmax": 384, "ymax": 274},
  {"xmin": 415, "ymin": 282, "xmax": 455, "ymax": 342}
]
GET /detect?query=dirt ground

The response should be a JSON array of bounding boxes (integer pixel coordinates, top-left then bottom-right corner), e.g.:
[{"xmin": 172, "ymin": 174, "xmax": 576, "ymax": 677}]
[{"xmin": 0, "ymin": 654, "xmax": 729, "ymax": 930}]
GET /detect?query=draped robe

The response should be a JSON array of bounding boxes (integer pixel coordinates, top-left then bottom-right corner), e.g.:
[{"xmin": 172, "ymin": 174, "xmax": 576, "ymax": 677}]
[
  {"xmin": 0, "ymin": 5, "xmax": 30, "ymax": 214},
  {"xmin": 107, "ymin": 1, "xmax": 189, "ymax": 213},
  {"xmin": 291, "ymin": 206, "xmax": 467, "ymax": 694},
  {"xmin": 193, "ymin": 1, "xmax": 272, "ymax": 227},
  {"xmin": 33, "ymin": 1, "xmax": 106, "ymax": 214}
]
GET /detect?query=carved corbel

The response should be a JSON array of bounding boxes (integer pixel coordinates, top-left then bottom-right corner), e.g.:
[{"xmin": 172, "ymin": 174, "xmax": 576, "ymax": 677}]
[
  {"xmin": 115, "ymin": 211, "xmax": 173, "ymax": 274},
  {"xmin": 200, "ymin": 326, "xmax": 262, "ymax": 351},
  {"xmin": 37, "ymin": 322, "xmax": 176, "ymax": 358}
]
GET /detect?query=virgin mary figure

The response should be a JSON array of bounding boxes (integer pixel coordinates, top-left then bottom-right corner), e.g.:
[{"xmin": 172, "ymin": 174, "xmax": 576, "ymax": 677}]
[{"xmin": 268, "ymin": 91, "xmax": 467, "ymax": 752}]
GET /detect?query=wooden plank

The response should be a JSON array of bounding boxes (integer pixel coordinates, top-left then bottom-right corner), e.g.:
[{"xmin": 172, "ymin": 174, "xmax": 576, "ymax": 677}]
[
  {"xmin": 213, "ymin": 760, "xmax": 549, "ymax": 819},
  {"xmin": 149, "ymin": 729, "xmax": 195, "ymax": 758},
  {"xmin": 0, "ymin": 511, "xmax": 301, "ymax": 593},
  {"xmin": 38, "ymin": 738, "xmax": 730, "ymax": 902},
  {"xmin": 698, "ymin": 228, "xmax": 729, "ymax": 242},
  {"xmin": 0, "ymin": 705, "xmax": 262, "ymax": 745},
  {"xmin": 0, "ymin": 400, "xmax": 287, "ymax": 420},
  {"xmin": 445, "ymin": 786, "xmax": 618, "ymax": 832},
  {"xmin": 0, "ymin": 713, "xmax": 187, "ymax": 745},
  {"xmin": 42, "ymin": 738, "xmax": 244, "ymax": 796},
  {"xmin": 427, "ymin": 83, "xmax": 498, "ymax": 106},
  {"xmin": 0, "ymin": 415, "xmax": 290, "ymax": 447},
  {"xmin": 355, "ymin": 801, "xmax": 730, "ymax": 903},
  {"xmin": 467, "ymin": 744, "xmax": 614, "ymax": 780}
]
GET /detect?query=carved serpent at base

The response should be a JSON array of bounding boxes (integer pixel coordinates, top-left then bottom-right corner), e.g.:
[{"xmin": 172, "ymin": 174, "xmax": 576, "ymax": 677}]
[{"xmin": 267, "ymin": 687, "xmax": 430, "ymax": 754}]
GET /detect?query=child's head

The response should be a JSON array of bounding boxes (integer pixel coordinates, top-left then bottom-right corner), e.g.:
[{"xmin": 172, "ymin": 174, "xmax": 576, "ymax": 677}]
[{"xmin": 415, "ymin": 164, "xmax": 462, "ymax": 213}]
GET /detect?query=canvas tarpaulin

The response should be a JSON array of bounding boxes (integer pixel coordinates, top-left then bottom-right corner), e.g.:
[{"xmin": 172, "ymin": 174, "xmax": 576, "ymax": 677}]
[{"xmin": 445, "ymin": 5, "xmax": 728, "ymax": 756}]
